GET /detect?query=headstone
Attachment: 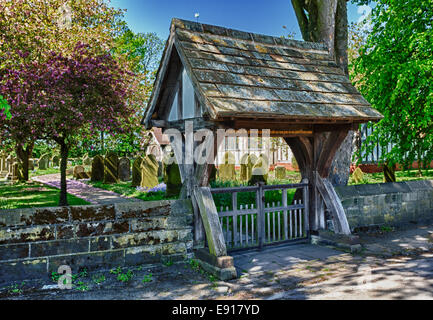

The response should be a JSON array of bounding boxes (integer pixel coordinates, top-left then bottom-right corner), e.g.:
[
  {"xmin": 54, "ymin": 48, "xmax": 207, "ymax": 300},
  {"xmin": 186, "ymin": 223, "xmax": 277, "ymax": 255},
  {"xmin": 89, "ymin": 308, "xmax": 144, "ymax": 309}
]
[
  {"xmin": 240, "ymin": 154, "xmax": 249, "ymax": 181},
  {"xmin": 249, "ymin": 154, "xmax": 268, "ymax": 185},
  {"xmin": 140, "ymin": 154, "xmax": 159, "ymax": 189},
  {"xmin": 5, "ymin": 156, "xmax": 14, "ymax": 180},
  {"xmin": 28, "ymin": 159, "xmax": 34, "ymax": 171},
  {"xmin": 291, "ymin": 157, "xmax": 299, "ymax": 172},
  {"xmin": 38, "ymin": 153, "xmax": 50, "ymax": 170},
  {"xmin": 73, "ymin": 165, "xmax": 85, "ymax": 179},
  {"xmin": 118, "ymin": 157, "xmax": 131, "ymax": 182},
  {"xmin": 51, "ymin": 155, "xmax": 60, "ymax": 167},
  {"xmin": 352, "ymin": 167, "xmax": 364, "ymax": 184},
  {"xmin": 131, "ymin": 156, "xmax": 143, "ymax": 187},
  {"xmin": 0, "ymin": 152, "xmax": 6, "ymax": 173},
  {"xmin": 91, "ymin": 155, "xmax": 104, "ymax": 182},
  {"xmin": 11, "ymin": 162, "xmax": 19, "ymax": 181},
  {"xmin": 83, "ymin": 154, "xmax": 92, "ymax": 166},
  {"xmin": 246, "ymin": 154, "xmax": 258, "ymax": 182},
  {"xmin": 218, "ymin": 152, "xmax": 236, "ymax": 181},
  {"xmin": 275, "ymin": 166, "xmax": 286, "ymax": 180},
  {"xmin": 163, "ymin": 151, "xmax": 182, "ymax": 197},
  {"xmin": 77, "ymin": 171, "xmax": 90, "ymax": 179},
  {"xmin": 104, "ymin": 151, "xmax": 119, "ymax": 184}
]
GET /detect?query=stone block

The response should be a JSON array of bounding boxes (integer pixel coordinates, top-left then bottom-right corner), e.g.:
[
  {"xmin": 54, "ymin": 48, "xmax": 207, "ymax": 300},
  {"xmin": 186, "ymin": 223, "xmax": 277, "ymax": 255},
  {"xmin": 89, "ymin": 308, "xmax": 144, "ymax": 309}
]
[
  {"xmin": 124, "ymin": 245, "xmax": 161, "ymax": 265},
  {"xmin": 75, "ymin": 222, "xmax": 113, "ymax": 237},
  {"xmin": 70, "ymin": 205, "xmax": 115, "ymax": 222},
  {"xmin": 112, "ymin": 230, "xmax": 179, "ymax": 249},
  {"xmin": 56, "ymin": 225, "xmax": 75, "ymax": 239},
  {"xmin": 0, "ymin": 243, "xmax": 30, "ymax": 261},
  {"xmin": 89, "ymin": 236, "xmax": 111, "ymax": 252},
  {"xmin": 30, "ymin": 239, "xmax": 89, "ymax": 258},
  {"xmin": 130, "ymin": 217, "xmax": 167, "ymax": 232},
  {"xmin": 0, "ymin": 258, "xmax": 47, "ymax": 284},
  {"xmin": 47, "ymin": 249, "xmax": 125, "ymax": 273},
  {"xmin": 0, "ymin": 225, "xmax": 55, "ymax": 244},
  {"xmin": 22, "ymin": 207, "xmax": 70, "ymax": 225}
]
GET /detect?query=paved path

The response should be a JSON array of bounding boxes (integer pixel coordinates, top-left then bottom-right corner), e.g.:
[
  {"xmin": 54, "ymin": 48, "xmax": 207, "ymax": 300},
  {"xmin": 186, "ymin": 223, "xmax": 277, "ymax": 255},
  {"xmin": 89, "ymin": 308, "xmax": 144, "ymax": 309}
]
[
  {"xmin": 233, "ymin": 243, "xmax": 343, "ymax": 275},
  {"xmin": 32, "ymin": 174, "xmax": 141, "ymax": 205}
]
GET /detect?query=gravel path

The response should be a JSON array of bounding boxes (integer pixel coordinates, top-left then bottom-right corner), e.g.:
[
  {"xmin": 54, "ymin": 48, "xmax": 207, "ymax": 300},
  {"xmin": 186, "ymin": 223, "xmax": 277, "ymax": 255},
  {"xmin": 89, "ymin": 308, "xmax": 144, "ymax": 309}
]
[{"xmin": 32, "ymin": 174, "xmax": 141, "ymax": 205}]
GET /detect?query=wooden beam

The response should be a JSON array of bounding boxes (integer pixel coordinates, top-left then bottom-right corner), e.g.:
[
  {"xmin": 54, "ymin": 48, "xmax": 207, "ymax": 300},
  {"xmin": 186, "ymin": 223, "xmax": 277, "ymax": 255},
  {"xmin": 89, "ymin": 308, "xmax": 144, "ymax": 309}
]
[
  {"xmin": 316, "ymin": 130, "xmax": 349, "ymax": 177},
  {"xmin": 315, "ymin": 173, "xmax": 351, "ymax": 235},
  {"xmin": 193, "ymin": 186, "xmax": 227, "ymax": 257},
  {"xmin": 150, "ymin": 120, "xmax": 167, "ymax": 128}
]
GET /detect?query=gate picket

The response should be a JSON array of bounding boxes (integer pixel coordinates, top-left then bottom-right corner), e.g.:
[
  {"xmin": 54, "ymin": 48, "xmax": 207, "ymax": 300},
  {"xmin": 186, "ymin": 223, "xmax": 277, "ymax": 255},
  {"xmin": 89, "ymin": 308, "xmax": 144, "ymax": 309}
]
[{"xmin": 211, "ymin": 182, "xmax": 309, "ymax": 251}]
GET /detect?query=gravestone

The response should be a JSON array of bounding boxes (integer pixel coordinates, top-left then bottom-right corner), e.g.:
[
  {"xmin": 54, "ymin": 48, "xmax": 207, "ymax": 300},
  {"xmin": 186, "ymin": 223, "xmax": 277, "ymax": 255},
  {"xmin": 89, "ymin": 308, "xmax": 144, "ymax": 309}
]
[
  {"xmin": 249, "ymin": 154, "xmax": 268, "ymax": 185},
  {"xmin": 73, "ymin": 165, "xmax": 85, "ymax": 179},
  {"xmin": 118, "ymin": 157, "xmax": 131, "ymax": 182},
  {"xmin": 352, "ymin": 167, "xmax": 364, "ymax": 184},
  {"xmin": 291, "ymin": 157, "xmax": 299, "ymax": 172},
  {"xmin": 104, "ymin": 152, "xmax": 119, "ymax": 184},
  {"xmin": 140, "ymin": 154, "xmax": 159, "ymax": 189},
  {"xmin": 0, "ymin": 152, "xmax": 6, "ymax": 174},
  {"xmin": 163, "ymin": 151, "xmax": 182, "ymax": 197},
  {"xmin": 38, "ymin": 154, "xmax": 50, "ymax": 170},
  {"xmin": 28, "ymin": 159, "xmax": 35, "ymax": 171},
  {"xmin": 240, "ymin": 153, "xmax": 249, "ymax": 181},
  {"xmin": 83, "ymin": 154, "xmax": 92, "ymax": 166},
  {"xmin": 5, "ymin": 156, "xmax": 14, "ymax": 180},
  {"xmin": 11, "ymin": 162, "xmax": 19, "ymax": 181},
  {"xmin": 275, "ymin": 166, "xmax": 286, "ymax": 179},
  {"xmin": 51, "ymin": 155, "xmax": 60, "ymax": 167},
  {"xmin": 91, "ymin": 155, "xmax": 104, "ymax": 182},
  {"xmin": 131, "ymin": 156, "xmax": 143, "ymax": 187},
  {"xmin": 246, "ymin": 154, "xmax": 258, "ymax": 182},
  {"xmin": 218, "ymin": 152, "xmax": 236, "ymax": 181}
]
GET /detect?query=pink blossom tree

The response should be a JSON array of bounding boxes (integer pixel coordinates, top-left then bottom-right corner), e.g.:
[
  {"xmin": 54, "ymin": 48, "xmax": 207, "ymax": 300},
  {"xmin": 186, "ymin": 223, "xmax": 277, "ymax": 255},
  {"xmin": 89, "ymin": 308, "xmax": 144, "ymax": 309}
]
[{"xmin": 21, "ymin": 43, "xmax": 135, "ymax": 205}]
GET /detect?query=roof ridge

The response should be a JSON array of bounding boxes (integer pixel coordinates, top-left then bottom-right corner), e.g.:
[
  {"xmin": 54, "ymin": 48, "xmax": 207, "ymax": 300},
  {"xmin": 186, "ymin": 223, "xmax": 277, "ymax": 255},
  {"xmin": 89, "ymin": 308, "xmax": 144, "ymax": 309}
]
[{"xmin": 171, "ymin": 18, "xmax": 329, "ymax": 52}]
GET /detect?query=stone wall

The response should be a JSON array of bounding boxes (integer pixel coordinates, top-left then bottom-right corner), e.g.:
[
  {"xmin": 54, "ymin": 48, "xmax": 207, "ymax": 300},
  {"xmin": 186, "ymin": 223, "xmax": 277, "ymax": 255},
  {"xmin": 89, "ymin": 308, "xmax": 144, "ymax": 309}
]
[
  {"xmin": 0, "ymin": 200, "xmax": 193, "ymax": 284},
  {"xmin": 335, "ymin": 180, "xmax": 433, "ymax": 232}
]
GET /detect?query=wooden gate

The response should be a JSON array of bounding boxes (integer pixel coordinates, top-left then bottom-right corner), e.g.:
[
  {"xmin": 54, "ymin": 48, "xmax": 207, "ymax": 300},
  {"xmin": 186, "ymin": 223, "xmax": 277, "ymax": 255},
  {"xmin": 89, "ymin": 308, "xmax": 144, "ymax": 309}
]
[{"xmin": 210, "ymin": 181, "xmax": 309, "ymax": 251}]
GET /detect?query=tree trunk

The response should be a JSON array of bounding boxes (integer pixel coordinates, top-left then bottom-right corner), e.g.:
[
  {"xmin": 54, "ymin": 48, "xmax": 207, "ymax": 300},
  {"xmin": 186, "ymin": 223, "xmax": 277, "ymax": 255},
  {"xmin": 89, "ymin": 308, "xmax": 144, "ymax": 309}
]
[
  {"xmin": 383, "ymin": 163, "xmax": 396, "ymax": 182},
  {"xmin": 59, "ymin": 140, "xmax": 69, "ymax": 206},
  {"xmin": 291, "ymin": 0, "xmax": 353, "ymax": 186},
  {"xmin": 15, "ymin": 143, "xmax": 33, "ymax": 182}
]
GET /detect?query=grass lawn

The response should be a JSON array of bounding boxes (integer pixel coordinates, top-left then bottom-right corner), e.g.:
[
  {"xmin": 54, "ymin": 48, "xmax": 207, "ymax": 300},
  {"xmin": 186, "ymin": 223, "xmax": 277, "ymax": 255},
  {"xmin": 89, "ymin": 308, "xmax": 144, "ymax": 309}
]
[
  {"xmin": 0, "ymin": 182, "xmax": 90, "ymax": 210},
  {"xmin": 29, "ymin": 167, "xmax": 61, "ymax": 178},
  {"xmin": 348, "ymin": 169, "xmax": 433, "ymax": 185}
]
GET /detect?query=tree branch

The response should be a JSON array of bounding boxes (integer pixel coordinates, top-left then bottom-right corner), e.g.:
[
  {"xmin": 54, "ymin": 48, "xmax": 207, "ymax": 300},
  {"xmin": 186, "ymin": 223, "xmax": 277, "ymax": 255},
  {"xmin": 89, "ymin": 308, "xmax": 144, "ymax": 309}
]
[{"xmin": 291, "ymin": 0, "xmax": 311, "ymax": 41}]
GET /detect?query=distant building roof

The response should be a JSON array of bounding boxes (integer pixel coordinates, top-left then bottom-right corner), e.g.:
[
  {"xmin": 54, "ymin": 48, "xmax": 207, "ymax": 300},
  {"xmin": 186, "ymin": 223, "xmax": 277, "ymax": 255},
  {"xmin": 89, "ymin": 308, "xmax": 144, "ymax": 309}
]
[{"xmin": 143, "ymin": 18, "xmax": 382, "ymax": 127}]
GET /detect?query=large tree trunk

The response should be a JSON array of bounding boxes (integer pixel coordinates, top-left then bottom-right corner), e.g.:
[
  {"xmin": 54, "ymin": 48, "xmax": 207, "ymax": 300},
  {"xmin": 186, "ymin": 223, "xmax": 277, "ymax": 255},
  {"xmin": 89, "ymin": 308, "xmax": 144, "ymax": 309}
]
[
  {"xmin": 59, "ymin": 140, "xmax": 69, "ymax": 206},
  {"xmin": 291, "ymin": 0, "xmax": 353, "ymax": 186},
  {"xmin": 15, "ymin": 142, "xmax": 33, "ymax": 182}
]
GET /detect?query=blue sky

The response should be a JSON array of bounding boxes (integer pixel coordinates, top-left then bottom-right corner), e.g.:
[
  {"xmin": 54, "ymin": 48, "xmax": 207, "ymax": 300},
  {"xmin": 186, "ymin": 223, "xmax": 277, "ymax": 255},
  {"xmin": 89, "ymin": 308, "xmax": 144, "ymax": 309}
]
[{"xmin": 110, "ymin": 0, "xmax": 372, "ymax": 41}]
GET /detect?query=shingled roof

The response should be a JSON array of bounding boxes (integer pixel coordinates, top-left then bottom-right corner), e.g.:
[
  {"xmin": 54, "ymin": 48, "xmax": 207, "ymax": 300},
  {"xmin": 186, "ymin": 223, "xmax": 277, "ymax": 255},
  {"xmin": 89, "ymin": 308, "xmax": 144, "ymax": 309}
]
[{"xmin": 143, "ymin": 18, "xmax": 382, "ymax": 127}]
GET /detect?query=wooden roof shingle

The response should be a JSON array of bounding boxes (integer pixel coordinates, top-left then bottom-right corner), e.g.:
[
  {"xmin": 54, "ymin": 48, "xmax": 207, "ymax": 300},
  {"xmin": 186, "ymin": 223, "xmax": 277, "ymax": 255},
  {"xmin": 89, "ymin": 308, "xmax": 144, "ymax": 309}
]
[{"xmin": 143, "ymin": 18, "xmax": 383, "ymax": 127}]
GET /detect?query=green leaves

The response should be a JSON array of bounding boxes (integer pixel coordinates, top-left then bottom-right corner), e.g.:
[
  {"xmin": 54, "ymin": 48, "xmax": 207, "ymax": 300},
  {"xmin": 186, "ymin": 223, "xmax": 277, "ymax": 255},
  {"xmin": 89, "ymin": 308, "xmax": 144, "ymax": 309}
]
[
  {"xmin": 0, "ymin": 95, "xmax": 11, "ymax": 120},
  {"xmin": 353, "ymin": 0, "xmax": 433, "ymax": 169}
]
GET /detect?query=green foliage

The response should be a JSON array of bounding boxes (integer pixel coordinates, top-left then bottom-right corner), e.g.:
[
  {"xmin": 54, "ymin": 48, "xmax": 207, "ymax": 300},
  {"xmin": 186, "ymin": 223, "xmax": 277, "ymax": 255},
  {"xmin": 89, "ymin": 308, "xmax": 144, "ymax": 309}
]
[
  {"xmin": 92, "ymin": 274, "xmax": 106, "ymax": 284},
  {"xmin": 117, "ymin": 270, "xmax": 134, "ymax": 283},
  {"xmin": 353, "ymin": 0, "xmax": 433, "ymax": 170},
  {"xmin": 142, "ymin": 273, "xmax": 153, "ymax": 283},
  {"xmin": 0, "ymin": 95, "xmax": 11, "ymax": 119}
]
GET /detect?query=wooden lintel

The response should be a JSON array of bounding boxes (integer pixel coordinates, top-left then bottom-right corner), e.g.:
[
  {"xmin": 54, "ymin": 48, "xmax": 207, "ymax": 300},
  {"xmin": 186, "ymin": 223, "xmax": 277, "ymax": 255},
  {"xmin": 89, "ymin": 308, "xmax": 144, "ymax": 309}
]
[{"xmin": 150, "ymin": 120, "xmax": 167, "ymax": 128}]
